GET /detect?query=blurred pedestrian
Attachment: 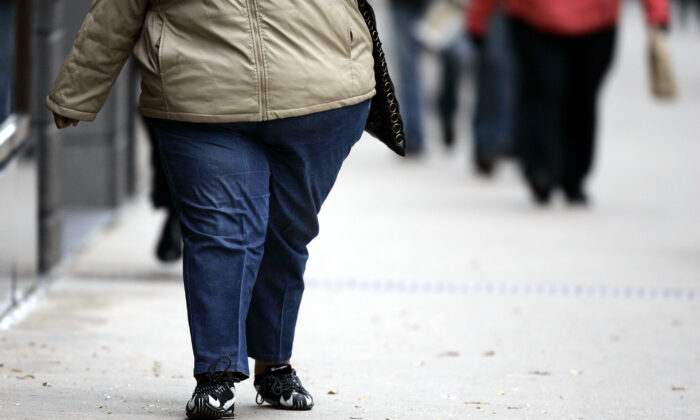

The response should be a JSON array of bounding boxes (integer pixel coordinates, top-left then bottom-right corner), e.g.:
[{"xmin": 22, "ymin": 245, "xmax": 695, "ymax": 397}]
[
  {"xmin": 414, "ymin": 0, "xmax": 474, "ymax": 149},
  {"xmin": 675, "ymin": 0, "xmax": 696, "ymax": 25},
  {"xmin": 47, "ymin": 0, "xmax": 379, "ymax": 418},
  {"xmin": 144, "ymin": 116, "xmax": 182, "ymax": 262},
  {"xmin": 437, "ymin": 38, "xmax": 472, "ymax": 148},
  {"xmin": 0, "ymin": 2, "xmax": 14, "ymax": 122},
  {"xmin": 469, "ymin": 0, "xmax": 670, "ymax": 204},
  {"xmin": 390, "ymin": 0, "xmax": 429, "ymax": 155},
  {"xmin": 469, "ymin": 7, "xmax": 516, "ymax": 175}
]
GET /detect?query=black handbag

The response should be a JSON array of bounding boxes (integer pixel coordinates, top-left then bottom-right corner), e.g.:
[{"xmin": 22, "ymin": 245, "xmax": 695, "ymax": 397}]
[{"xmin": 357, "ymin": 0, "xmax": 406, "ymax": 157}]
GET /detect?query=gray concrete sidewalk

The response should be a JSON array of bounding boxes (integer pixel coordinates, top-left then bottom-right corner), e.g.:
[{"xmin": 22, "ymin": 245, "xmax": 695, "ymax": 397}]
[
  {"xmin": 0, "ymin": 274, "xmax": 698, "ymax": 419},
  {"xmin": 1, "ymin": 4, "xmax": 699, "ymax": 420}
]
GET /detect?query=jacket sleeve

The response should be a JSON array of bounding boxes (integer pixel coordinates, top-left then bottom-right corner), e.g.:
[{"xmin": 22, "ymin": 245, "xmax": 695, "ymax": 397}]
[
  {"xmin": 466, "ymin": 0, "xmax": 499, "ymax": 37},
  {"xmin": 46, "ymin": 0, "xmax": 149, "ymax": 121},
  {"xmin": 641, "ymin": 0, "xmax": 670, "ymax": 26}
]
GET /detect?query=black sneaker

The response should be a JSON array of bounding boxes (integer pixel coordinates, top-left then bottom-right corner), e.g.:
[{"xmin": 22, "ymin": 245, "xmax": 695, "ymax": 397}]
[
  {"xmin": 186, "ymin": 357, "xmax": 237, "ymax": 419},
  {"xmin": 254, "ymin": 364, "xmax": 314, "ymax": 410}
]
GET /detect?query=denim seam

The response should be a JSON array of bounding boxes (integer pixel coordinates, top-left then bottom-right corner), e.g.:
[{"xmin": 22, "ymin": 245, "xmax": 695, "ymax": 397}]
[
  {"xmin": 277, "ymin": 269, "xmax": 289, "ymax": 360},
  {"xmin": 237, "ymin": 208, "xmax": 249, "ymax": 365}
]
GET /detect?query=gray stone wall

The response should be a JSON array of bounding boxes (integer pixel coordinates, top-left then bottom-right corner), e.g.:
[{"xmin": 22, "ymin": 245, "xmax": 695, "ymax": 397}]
[
  {"xmin": 31, "ymin": 0, "xmax": 65, "ymax": 272},
  {"xmin": 1, "ymin": 0, "xmax": 141, "ymax": 317},
  {"xmin": 29, "ymin": 0, "xmax": 139, "ymax": 272},
  {"xmin": 58, "ymin": 0, "xmax": 133, "ymax": 208}
]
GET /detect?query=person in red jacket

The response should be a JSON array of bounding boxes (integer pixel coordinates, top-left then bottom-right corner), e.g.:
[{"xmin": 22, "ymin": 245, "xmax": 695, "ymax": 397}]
[{"xmin": 467, "ymin": 0, "xmax": 669, "ymax": 204}]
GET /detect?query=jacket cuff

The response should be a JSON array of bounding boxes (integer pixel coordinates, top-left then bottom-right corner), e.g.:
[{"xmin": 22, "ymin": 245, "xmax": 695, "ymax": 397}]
[{"xmin": 45, "ymin": 96, "xmax": 97, "ymax": 122}]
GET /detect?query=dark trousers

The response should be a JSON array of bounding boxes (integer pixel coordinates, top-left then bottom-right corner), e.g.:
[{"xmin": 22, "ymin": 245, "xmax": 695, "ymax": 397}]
[
  {"xmin": 474, "ymin": 11, "xmax": 517, "ymax": 158},
  {"xmin": 144, "ymin": 116, "xmax": 175, "ymax": 212},
  {"xmin": 510, "ymin": 19, "xmax": 616, "ymax": 191},
  {"xmin": 389, "ymin": 0, "xmax": 427, "ymax": 152},
  {"xmin": 146, "ymin": 100, "xmax": 369, "ymax": 378}
]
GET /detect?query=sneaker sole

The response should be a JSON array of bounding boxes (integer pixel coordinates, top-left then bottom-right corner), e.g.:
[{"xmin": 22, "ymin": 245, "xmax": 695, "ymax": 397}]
[
  {"xmin": 259, "ymin": 397, "xmax": 313, "ymax": 411},
  {"xmin": 186, "ymin": 396, "xmax": 234, "ymax": 419}
]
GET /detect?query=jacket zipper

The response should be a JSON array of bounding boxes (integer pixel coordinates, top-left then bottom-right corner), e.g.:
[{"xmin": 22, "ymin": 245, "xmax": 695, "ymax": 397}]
[{"xmin": 246, "ymin": 0, "xmax": 268, "ymax": 120}]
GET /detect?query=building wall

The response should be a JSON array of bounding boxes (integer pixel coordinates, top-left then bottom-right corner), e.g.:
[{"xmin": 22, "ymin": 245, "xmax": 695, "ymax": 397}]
[
  {"xmin": 0, "ymin": 0, "xmax": 139, "ymax": 317},
  {"xmin": 0, "ymin": 1, "xmax": 39, "ymax": 316},
  {"xmin": 32, "ymin": 0, "xmax": 65, "ymax": 271},
  {"xmin": 59, "ymin": 0, "xmax": 134, "ymax": 208}
]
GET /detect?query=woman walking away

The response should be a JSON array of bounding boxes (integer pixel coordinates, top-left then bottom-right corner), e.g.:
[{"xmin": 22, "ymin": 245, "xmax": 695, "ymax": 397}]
[
  {"xmin": 47, "ymin": 0, "xmax": 388, "ymax": 418},
  {"xmin": 468, "ymin": 0, "xmax": 669, "ymax": 205}
]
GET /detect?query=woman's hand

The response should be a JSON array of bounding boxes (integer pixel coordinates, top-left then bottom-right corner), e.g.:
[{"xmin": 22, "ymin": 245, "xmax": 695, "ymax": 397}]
[{"xmin": 53, "ymin": 112, "xmax": 80, "ymax": 129}]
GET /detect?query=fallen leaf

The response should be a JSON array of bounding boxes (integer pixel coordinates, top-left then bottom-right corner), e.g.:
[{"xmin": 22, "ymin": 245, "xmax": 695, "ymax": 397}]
[
  {"xmin": 507, "ymin": 406, "xmax": 523, "ymax": 410},
  {"xmin": 483, "ymin": 351, "xmax": 495, "ymax": 357},
  {"xmin": 328, "ymin": 390, "xmax": 339, "ymax": 395},
  {"xmin": 11, "ymin": 368, "xmax": 22, "ymax": 373},
  {"xmin": 152, "ymin": 361, "xmax": 162, "ymax": 378},
  {"xmin": 498, "ymin": 391, "xmax": 506, "ymax": 396},
  {"xmin": 530, "ymin": 370, "xmax": 551, "ymax": 376},
  {"xmin": 16, "ymin": 375, "xmax": 35, "ymax": 380},
  {"xmin": 465, "ymin": 401, "xmax": 489, "ymax": 405},
  {"xmin": 672, "ymin": 386, "xmax": 686, "ymax": 391},
  {"xmin": 439, "ymin": 351, "xmax": 460, "ymax": 358}
]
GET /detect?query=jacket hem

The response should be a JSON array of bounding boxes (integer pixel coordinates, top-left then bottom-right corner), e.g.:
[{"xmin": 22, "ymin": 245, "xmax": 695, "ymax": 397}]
[
  {"xmin": 45, "ymin": 96, "xmax": 98, "ymax": 122},
  {"xmin": 507, "ymin": 11, "xmax": 619, "ymax": 36},
  {"xmin": 139, "ymin": 89, "xmax": 376, "ymax": 123},
  {"xmin": 267, "ymin": 90, "xmax": 375, "ymax": 121}
]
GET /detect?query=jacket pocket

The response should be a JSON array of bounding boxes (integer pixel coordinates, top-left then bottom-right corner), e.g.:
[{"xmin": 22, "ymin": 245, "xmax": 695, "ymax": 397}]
[
  {"xmin": 154, "ymin": 15, "xmax": 167, "ymax": 75},
  {"xmin": 140, "ymin": 11, "xmax": 166, "ymax": 75},
  {"xmin": 342, "ymin": 1, "xmax": 359, "ymax": 89}
]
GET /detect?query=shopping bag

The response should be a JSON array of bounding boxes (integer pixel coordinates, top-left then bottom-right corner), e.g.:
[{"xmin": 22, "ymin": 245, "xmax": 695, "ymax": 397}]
[{"xmin": 648, "ymin": 27, "xmax": 677, "ymax": 100}]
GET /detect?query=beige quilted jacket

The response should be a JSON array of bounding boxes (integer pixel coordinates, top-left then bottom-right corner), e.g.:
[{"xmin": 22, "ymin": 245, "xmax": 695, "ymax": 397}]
[{"xmin": 46, "ymin": 0, "xmax": 376, "ymax": 122}]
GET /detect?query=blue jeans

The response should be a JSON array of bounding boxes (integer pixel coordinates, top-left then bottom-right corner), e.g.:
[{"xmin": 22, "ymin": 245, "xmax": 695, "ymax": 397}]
[
  {"xmin": 146, "ymin": 100, "xmax": 370, "ymax": 378},
  {"xmin": 390, "ymin": 0, "xmax": 427, "ymax": 153},
  {"xmin": 473, "ymin": 11, "xmax": 516, "ymax": 157}
]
